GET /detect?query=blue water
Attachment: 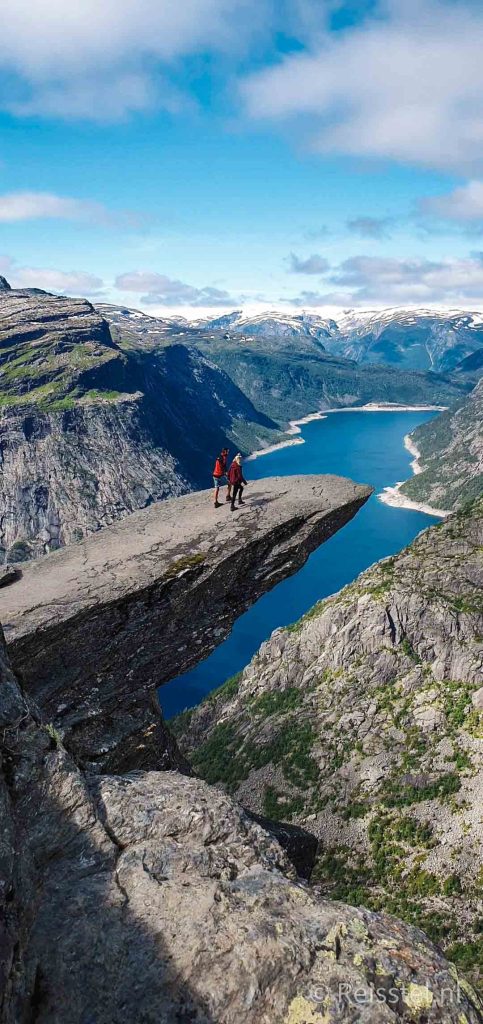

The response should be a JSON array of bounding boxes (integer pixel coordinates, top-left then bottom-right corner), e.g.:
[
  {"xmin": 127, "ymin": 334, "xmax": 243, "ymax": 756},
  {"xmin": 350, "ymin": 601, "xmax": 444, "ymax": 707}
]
[{"xmin": 160, "ymin": 410, "xmax": 438, "ymax": 719}]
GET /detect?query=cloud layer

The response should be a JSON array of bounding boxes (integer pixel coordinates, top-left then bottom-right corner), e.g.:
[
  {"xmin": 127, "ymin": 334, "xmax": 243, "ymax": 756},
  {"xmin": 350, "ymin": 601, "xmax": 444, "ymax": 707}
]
[
  {"xmin": 288, "ymin": 253, "xmax": 483, "ymax": 307},
  {"xmin": 242, "ymin": 0, "xmax": 483, "ymax": 173},
  {"xmin": 289, "ymin": 252, "xmax": 329, "ymax": 274},
  {"xmin": 347, "ymin": 216, "xmax": 393, "ymax": 239},
  {"xmin": 419, "ymin": 181, "xmax": 483, "ymax": 226},
  {"xmin": 0, "ymin": 0, "xmax": 263, "ymax": 121},
  {"xmin": 0, "ymin": 191, "xmax": 128, "ymax": 225},
  {"xmin": 115, "ymin": 270, "xmax": 236, "ymax": 307},
  {"xmin": 0, "ymin": 255, "xmax": 104, "ymax": 296}
]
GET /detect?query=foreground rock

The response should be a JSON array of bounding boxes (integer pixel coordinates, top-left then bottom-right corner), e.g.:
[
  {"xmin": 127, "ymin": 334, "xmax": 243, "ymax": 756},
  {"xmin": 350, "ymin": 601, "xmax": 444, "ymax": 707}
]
[
  {"xmin": 175, "ymin": 499, "xmax": 483, "ymax": 991},
  {"xmin": 400, "ymin": 379, "xmax": 483, "ymax": 511},
  {"xmin": 0, "ymin": 475, "xmax": 371, "ymax": 773},
  {"xmin": 1, "ymin": 634, "xmax": 481, "ymax": 1024}
]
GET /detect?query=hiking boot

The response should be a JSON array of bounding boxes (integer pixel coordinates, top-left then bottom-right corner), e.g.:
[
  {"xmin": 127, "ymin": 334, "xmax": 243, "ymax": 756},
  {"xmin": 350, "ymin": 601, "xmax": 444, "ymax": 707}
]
[
  {"xmin": 230, "ymin": 504, "xmax": 236, "ymax": 512},
  {"xmin": 225, "ymin": 495, "xmax": 231, "ymax": 501},
  {"xmin": 214, "ymin": 501, "xmax": 222, "ymax": 508},
  {"xmin": 238, "ymin": 498, "xmax": 245, "ymax": 505}
]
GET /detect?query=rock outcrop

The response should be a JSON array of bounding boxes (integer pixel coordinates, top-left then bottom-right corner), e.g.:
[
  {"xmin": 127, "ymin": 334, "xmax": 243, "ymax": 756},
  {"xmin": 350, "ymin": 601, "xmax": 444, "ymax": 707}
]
[
  {"xmin": 175, "ymin": 499, "xmax": 483, "ymax": 991},
  {"xmin": 2, "ymin": 614, "xmax": 482, "ymax": 1022},
  {"xmin": 400, "ymin": 379, "xmax": 483, "ymax": 511},
  {"xmin": 0, "ymin": 286, "xmax": 281, "ymax": 561},
  {"xmin": 0, "ymin": 475, "xmax": 371, "ymax": 774}
]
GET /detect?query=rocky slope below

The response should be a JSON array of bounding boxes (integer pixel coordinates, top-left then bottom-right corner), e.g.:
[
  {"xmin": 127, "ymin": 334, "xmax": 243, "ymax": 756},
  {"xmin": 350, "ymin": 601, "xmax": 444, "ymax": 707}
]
[
  {"xmin": 175, "ymin": 499, "xmax": 483, "ymax": 991},
  {"xmin": 400, "ymin": 380, "xmax": 483, "ymax": 511},
  {"xmin": 0, "ymin": 285, "xmax": 280, "ymax": 560},
  {"xmin": 0, "ymin": 475, "xmax": 371, "ymax": 774},
  {"xmin": 2, "ymin": 631, "xmax": 480, "ymax": 1023}
]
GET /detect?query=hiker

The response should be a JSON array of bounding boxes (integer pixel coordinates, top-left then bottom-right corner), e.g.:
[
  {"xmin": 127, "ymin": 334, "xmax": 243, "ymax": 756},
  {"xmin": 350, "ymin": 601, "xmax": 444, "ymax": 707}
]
[
  {"xmin": 228, "ymin": 453, "xmax": 247, "ymax": 511},
  {"xmin": 213, "ymin": 447, "xmax": 230, "ymax": 507}
]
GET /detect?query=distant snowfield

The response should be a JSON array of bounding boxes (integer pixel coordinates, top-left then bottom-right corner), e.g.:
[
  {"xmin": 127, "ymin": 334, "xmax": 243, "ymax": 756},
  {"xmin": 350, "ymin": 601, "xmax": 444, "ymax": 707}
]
[{"xmin": 138, "ymin": 301, "xmax": 483, "ymax": 324}]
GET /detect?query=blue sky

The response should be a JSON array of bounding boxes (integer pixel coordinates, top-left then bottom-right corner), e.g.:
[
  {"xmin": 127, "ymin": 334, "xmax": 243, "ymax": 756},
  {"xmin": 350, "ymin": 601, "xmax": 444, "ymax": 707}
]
[{"xmin": 2, "ymin": 0, "xmax": 483, "ymax": 314}]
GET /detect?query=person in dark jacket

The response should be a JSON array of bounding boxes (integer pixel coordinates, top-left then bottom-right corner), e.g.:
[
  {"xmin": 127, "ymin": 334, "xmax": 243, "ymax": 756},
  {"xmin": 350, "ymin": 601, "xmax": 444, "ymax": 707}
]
[
  {"xmin": 212, "ymin": 447, "xmax": 230, "ymax": 507},
  {"xmin": 228, "ymin": 453, "xmax": 247, "ymax": 511}
]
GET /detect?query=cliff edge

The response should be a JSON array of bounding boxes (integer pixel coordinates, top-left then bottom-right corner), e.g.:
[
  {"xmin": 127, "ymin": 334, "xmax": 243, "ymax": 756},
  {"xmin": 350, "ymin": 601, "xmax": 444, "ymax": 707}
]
[{"xmin": 0, "ymin": 475, "xmax": 371, "ymax": 773}]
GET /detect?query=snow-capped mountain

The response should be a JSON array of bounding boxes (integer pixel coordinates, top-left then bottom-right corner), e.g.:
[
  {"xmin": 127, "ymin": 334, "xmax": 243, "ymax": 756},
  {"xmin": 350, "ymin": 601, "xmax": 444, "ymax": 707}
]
[
  {"xmin": 192, "ymin": 309, "xmax": 338, "ymax": 354},
  {"xmin": 193, "ymin": 306, "xmax": 483, "ymax": 374},
  {"xmin": 98, "ymin": 302, "xmax": 483, "ymax": 375},
  {"xmin": 329, "ymin": 307, "xmax": 483, "ymax": 373}
]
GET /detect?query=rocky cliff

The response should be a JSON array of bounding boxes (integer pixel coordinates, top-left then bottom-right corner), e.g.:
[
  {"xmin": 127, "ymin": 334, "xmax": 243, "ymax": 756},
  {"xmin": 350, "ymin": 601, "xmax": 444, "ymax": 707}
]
[
  {"xmin": 2, "ymin": 630, "xmax": 481, "ymax": 1023},
  {"xmin": 400, "ymin": 379, "xmax": 483, "ymax": 511},
  {"xmin": 175, "ymin": 499, "xmax": 483, "ymax": 992},
  {"xmin": 0, "ymin": 285, "xmax": 280, "ymax": 560},
  {"xmin": 0, "ymin": 475, "xmax": 371, "ymax": 775}
]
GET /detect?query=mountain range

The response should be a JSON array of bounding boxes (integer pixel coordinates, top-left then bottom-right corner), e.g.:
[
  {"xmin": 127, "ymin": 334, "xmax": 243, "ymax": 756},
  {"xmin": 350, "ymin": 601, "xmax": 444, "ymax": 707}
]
[
  {"xmin": 194, "ymin": 306, "xmax": 483, "ymax": 374},
  {"xmin": 0, "ymin": 279, "xmax": 481, "ymax": 559}
]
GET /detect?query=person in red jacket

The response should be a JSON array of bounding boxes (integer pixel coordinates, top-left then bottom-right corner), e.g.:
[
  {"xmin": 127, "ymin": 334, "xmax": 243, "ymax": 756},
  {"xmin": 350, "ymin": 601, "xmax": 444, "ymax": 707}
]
[
  {"xmin": 212, "ymin": 447, "xmax": 230, "ymax": 507},
  {"xmin": 228, "ymin": 453, "xmax": 247, "ymax": 511}
]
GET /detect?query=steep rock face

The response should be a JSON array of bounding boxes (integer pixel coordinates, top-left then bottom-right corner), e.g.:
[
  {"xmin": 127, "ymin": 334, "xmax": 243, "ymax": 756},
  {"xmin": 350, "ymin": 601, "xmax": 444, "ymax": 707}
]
[
  {"xmin": 175, "ymin": 500, "xmax": 483, "ymax": 990},
  {"xmin": 400, "ymin": 379, "xmax": 483, "ymax": 511},
  {"xmin": 192, "ymin": 344, "xmax": 464, "ymax": 426},
  {"xmin": 0, "ymin": 475, "xmax": 371, "ymax": 774},
  {"xmin": 1, "ymin": 634, "xmax": 482, "ymax": 1023},
  {"xmin": 0, "ymin": 399, "xmax": 187, "ymax": 561},
  {"xmin": 0, "ymin": 288, "xmax": 281, "ymax": 560}
]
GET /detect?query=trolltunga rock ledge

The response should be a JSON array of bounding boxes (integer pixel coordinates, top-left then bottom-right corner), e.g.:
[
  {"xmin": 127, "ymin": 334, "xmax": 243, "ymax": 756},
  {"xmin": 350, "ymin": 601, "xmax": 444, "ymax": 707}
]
[{"xmin": 0, "ymin": 474, "xmax": 371, "ymax": 772}]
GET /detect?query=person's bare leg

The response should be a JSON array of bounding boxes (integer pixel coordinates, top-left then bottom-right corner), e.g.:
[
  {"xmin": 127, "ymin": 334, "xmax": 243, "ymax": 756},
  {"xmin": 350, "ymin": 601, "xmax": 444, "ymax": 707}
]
[
  {"xmin": 214, "ymin": 484, "xmax": 220, "ymax": 506},
  {"xmin": 226, "ymin": 484, "xmax": 232, "ymax": 502}
]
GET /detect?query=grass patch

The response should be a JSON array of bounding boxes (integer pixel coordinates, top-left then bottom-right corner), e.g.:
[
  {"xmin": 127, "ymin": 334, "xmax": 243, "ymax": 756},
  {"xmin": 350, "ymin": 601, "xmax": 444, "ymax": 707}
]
[
  {"xmin": 382, "ymin": 771, "xmax": 461, "ymax": 808},
  {"xmin": 165, "ymin": 553, "xmax": 206, "ymax": 578},
  {"xmin": 249, "ymin": 687, "xmax": 303, "ymax": 718}
]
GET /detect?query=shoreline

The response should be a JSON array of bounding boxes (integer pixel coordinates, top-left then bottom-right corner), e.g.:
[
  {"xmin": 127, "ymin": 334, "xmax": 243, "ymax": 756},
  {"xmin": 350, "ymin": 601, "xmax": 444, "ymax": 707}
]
[
  {"xmin": 324, "ymin": 403, "xmax": 447, "ymax": 414},
  {"xmin": 378, "ymin": 430, "xmax": 450, "ymax": 518},
  {"xmin": 247, "ymin": 404, "xmax": 444, "ymax": 461},
  {"xmin": 378, "ymin": 484, "xmax": 450, "ymax": 518},
  {"xmin": 404, "ymin": 433, "xmax": 423, "ymax": 475},
  {"xmin": 247, "ymin": 411, "xmax": 327, "ymax": 460}
]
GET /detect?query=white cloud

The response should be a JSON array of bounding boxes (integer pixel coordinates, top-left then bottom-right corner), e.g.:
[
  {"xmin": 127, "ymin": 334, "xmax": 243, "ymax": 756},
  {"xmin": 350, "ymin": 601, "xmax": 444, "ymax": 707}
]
[
  {"xmin": 1, "ymin": 255, "xmax": 105, "ymax": 296},
  {"xmin": 0, "ymin": 191, "xmax": 128, "ymax": 225},
  {"xmin": 0, "ymin": 0, "xmax": 265, "ymax": 121},
  {"xmin": 289, "ymin": 252, "xmax": 329, "ymax": 274},
  {"xmin": 287, "ymin": 253, "xmax": 483, "ymax": 306},
  {"xmin": 347, "ymin": 216, "xmax": 393, "ymax": 239},
  {"xmin": 115, "ymin": 270, "xmax": 236, "ymax": 307},
  {"xmin": 7, "ymin": 75, "xmax": 162, "ymax": 124},
  {"xmin": 241, "ymin": 0, "xmax": 483, "ymax": 173},
  {"xmin": 419, "ymin": 181, "xmax": 483, "ymax": 224}
]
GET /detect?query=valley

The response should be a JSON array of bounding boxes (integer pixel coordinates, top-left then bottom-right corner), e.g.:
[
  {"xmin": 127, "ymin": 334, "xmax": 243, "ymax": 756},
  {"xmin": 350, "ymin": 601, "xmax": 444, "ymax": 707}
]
[{"xmin": 1, "ymin": 281, "xmax": 482, "ymax": 1020}]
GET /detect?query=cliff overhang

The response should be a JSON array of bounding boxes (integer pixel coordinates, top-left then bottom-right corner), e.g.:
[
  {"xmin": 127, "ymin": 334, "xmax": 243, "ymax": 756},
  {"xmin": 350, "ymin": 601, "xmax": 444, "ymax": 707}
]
[{"xmin": 1, "ymin": 474, "xmax": 372, "ymax": 772}]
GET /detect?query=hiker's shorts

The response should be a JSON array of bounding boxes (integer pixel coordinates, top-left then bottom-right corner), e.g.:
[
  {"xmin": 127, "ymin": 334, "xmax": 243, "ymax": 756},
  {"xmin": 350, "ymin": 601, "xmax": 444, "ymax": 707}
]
[{"xmin": 213, "ymin": 475, "xmax": 227, "ymax": 487}]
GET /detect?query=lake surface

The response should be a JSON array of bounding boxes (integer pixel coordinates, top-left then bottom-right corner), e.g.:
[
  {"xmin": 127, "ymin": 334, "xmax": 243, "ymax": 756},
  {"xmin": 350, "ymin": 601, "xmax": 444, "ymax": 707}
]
[{"xmin": 159, "ymin": 410, "xmax": 438, "ymax": 719}]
